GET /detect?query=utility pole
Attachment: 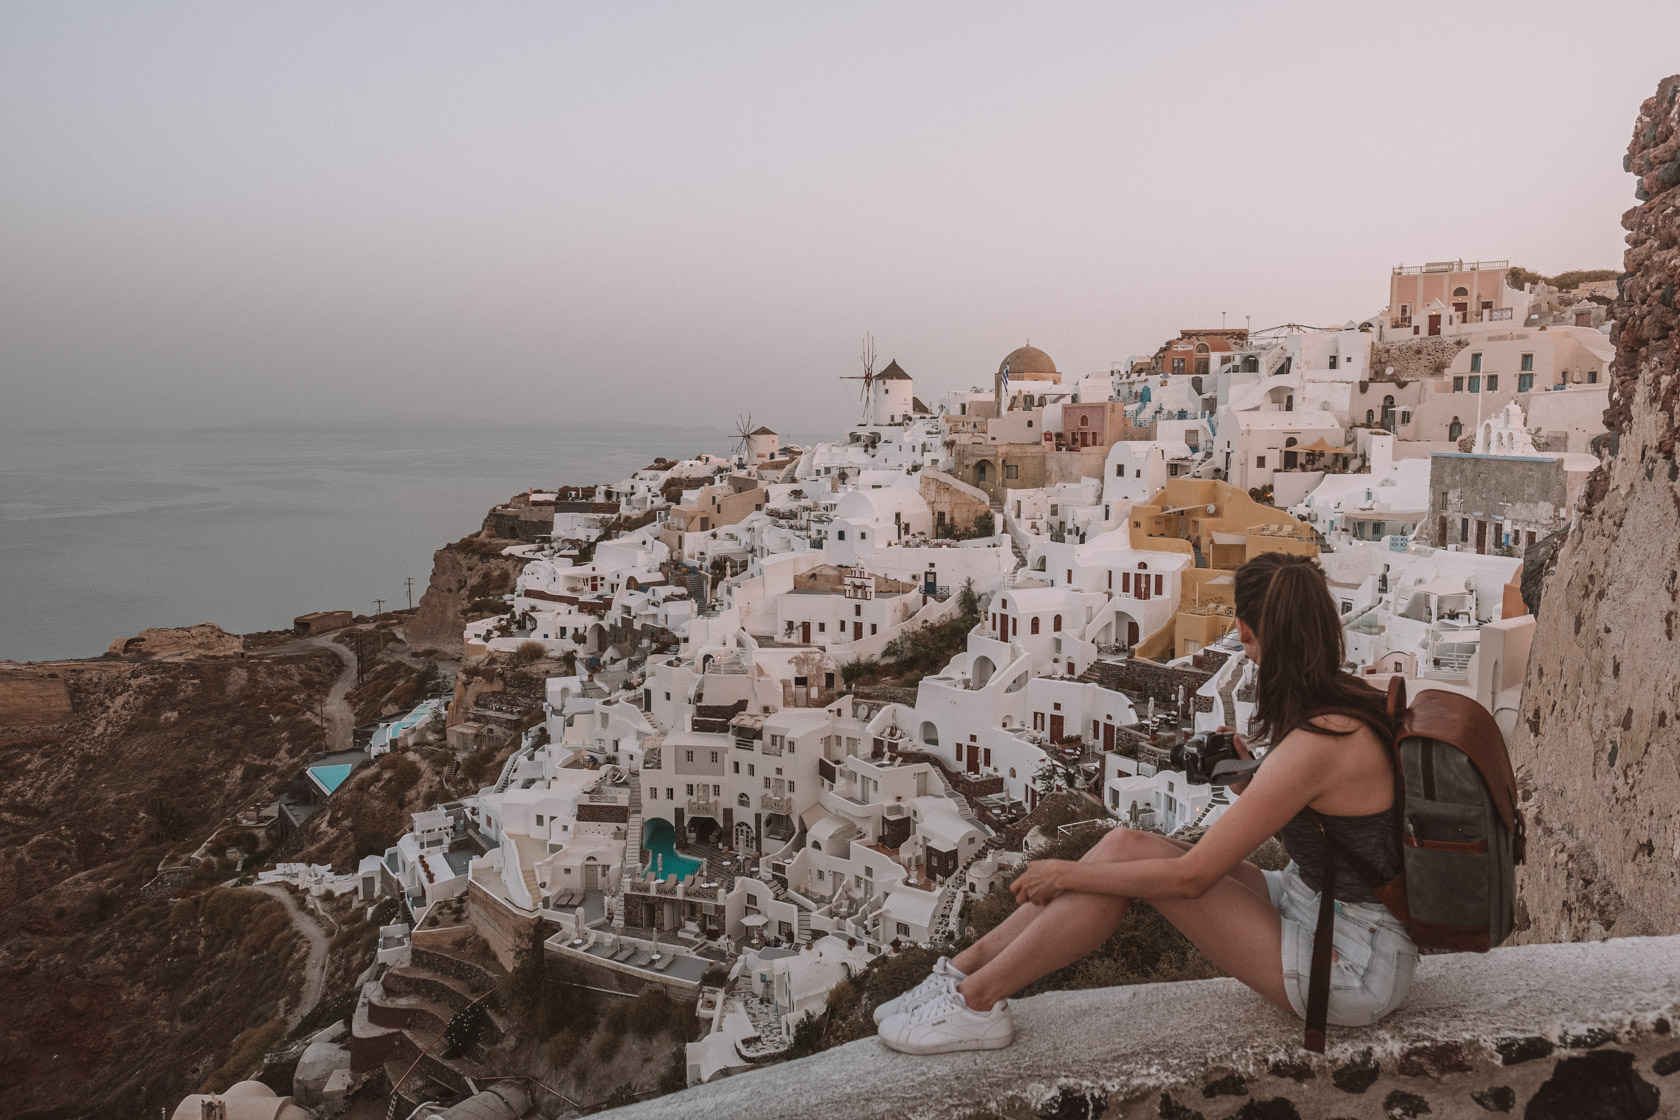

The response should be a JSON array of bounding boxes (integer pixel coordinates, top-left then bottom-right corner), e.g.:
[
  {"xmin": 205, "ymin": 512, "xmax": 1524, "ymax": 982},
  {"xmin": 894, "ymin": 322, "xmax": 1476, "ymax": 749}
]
[
  {"xmin": 405, "ymin": 577, "xmax": 418, "ymax": 611},
  {"xmin": 373, "ymin": 598, "xmax": 386, "ymax": 615},
  {"xmin": 355, "ymin": 631, "xmax": 364, "ymax": 685}
]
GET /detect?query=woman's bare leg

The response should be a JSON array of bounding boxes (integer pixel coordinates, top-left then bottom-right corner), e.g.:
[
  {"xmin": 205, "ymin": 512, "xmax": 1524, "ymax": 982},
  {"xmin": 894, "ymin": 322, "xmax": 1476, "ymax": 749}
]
[
  {"xmin": 952, "ymin": 831, "xmax": 1270, "ymax": 977},
  {"xmin": 956, "ymin": 829, "xmax": 1292, "ymax": 1014}
]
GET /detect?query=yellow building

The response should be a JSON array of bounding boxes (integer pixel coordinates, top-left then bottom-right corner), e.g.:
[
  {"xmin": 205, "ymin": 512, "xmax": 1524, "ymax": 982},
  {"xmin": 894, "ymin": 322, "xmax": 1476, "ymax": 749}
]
[{"xmin": 1125, "ymin": 479, "xmax": 1318, "ymax": 660}]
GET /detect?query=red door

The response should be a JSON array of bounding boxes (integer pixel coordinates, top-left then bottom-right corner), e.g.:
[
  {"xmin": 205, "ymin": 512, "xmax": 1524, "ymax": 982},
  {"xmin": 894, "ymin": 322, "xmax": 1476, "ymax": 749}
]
[
  {"xmin": 1049, "ymin": 715, "xmax": 1064, "ymax": 742},
  {"xmin": 1127, "ymin": 619, "xmax": 1140, "ymax": 646},
  {"xmin": 965, "ymin": 744, "xmax": 979, "ymax": 775},
  {"xmin": 1103, "ymin": 723, "xmax": 1115, "ymax": 751},
  {"xmin": 853, "ymin": 621, "xmax": 863, "ymax": 641},
  {"xmin": 1428, "ymin": 313, "xmax": 1442, "ymax": 336},
  {"xmin": 1475, "ymin": 520, "xmax": 1487, "ymax": 554},
  {"xmin": 801, "ymin": 621, "xmax": 811, "ymax": 643}
]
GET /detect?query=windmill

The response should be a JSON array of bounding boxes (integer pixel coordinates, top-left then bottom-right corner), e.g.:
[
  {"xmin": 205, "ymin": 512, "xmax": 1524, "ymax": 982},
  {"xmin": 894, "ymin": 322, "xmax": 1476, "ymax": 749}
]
[
  {"xmin": 730, "ymin": 413, "xmax": 757, "ymax": 465},
  {"xmin": 838, "ymin": 333, "xmax": 878, "ymax": 426}
]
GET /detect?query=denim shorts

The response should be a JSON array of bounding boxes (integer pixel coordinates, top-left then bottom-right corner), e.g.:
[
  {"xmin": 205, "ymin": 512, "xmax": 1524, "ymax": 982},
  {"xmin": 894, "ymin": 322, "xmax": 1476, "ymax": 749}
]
[{"xmin": 1263, "ymin": 861, "xmax": 1418, "ymax": 1027}]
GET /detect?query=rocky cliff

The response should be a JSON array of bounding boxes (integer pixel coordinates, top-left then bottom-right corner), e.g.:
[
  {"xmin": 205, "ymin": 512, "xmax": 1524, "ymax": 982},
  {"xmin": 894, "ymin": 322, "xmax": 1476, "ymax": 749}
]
[
  {"xmin": 1509, "ymin": 75, "xmax": 1680, "ymax": 942},
  {"xmin": 406, "ymin": 533, "xmax": 527, "ymax": 654}
]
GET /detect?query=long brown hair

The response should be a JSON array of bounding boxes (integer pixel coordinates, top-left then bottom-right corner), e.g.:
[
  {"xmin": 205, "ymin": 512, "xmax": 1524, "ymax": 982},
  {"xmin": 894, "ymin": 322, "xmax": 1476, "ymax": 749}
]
[{"xmin": 1233, "ymin": 551, "xmax": 1390, "ymax": 746}]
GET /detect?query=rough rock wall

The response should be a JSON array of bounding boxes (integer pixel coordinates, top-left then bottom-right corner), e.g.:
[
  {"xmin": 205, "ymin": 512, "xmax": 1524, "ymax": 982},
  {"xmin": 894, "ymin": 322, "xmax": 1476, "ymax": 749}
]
[
  {"xmin": 406, "ymin": 536, "xmax": 525, "ymax": 653},
  {"xmin": 1509, "ymin": 75, "xmax": 1680, "ymax": 943}
]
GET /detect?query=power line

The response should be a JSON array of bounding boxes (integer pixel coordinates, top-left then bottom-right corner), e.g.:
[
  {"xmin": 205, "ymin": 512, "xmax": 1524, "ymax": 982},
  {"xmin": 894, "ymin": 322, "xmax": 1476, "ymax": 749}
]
[{"xmin": 404, "ymin": 576, "xmax": 418, "ymax": 611}]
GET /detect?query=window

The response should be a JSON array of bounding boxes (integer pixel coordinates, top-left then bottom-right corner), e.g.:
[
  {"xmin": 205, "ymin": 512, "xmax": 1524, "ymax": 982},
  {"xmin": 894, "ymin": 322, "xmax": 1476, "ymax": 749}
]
[
  {"xmin": 666, "ymin": 788, "xmax": 673, "ymax": 800},
  {"xmin": 732, "ymin": 760, "xmax": 739, "ymax": 774},
  {"xmin": 1052, "ymin": 615, "xmax": 1062, "ymax": 632},
  {"xmin": 1004, "ymin": 464, "xmax": 1019, "ymax": 480},
  {"xmin": 1448, "ymin": 417, "xmax": 1463, "ymax": 440},
  {"xmin": 1468, "ymin": 375, "xmax": 1481, "ymax": 393},
  {"xmin": 1256, "ymin": 456, "xmax": 1266, "ymax": 469},
  {"xmin": 649, "ymin": 788, "xmax": 658, "ymax": 800},
  {"xmin": 1115, "ymin": 463, "xmax": 1124, "ymax": 477},
  {"xmin": 685, "ymin": 750, "xmax": 693, "ymax": 762},
  {"xmin": 1122, "ymin": 572, "xmax": 1131, "ymax": 593},
  {"xmin": 1172, "ymin": 357, "xmax": 1185, "ymax": 374},
  {"xmin": 1486, "ymin": 375, "xmax": 1498, "ymax": 391},
  {"xmin": 1031, "ymin": 617, "xmax": 1040, "ymax": 635},
  {"xmin": 1080, "ymin": 415, "xmax": 1089, "ymax": 427},
  {"xmin": 1588, "ymin": 369, "xmax": 1599, "ymax": 384},
  {"xmin": 748, "ymin": 763, "xmax": 755, "ymax": 776},
  {"xmin": 788, "ymin": 781, "xmax": 795, "ymax": 793},
  {"xmin": 1401, "ymin": 411, "xmax": 1412, "ymax": 425},
  {"xmin": 1366, "ymin": 409, "xmax": 1375, "ymax": 424},
  {"xmin": 685, "ymin": 783, "xmax": 694, "ymax": 796},
  {"xmin": 535, "ymin": 814, "xmax": 543, "ymax": 827},
  {"xmin": 763, "ymin": 777, "xmax": 771, "ymax": 789},
  {"xmin": 1460, "ymin": 518, "xmax": 1469, "ymax": 542},
  {"xmin": 870, "ymin": 624, "xmax": 877, "ymax": 635},
  {"xmin": 1154, "ymin": 574, "xmax": 1163, "ymax": 596},
  {"xmin": 1518, "ymin": 373, "xmax": 1534, "ymax": 392},
  {"xmin": 853, "ymin": 604, "xmax": 861, "ymax": 617},
  {"xmin": 976, "ymin": 463, "xmax": 988, "ymax": 483},
  {"xmin": 1520, "ymin": 353, "xmax": 1534, "ymax": 372},
  {"xmin": 1470, "ymin": 352, "xmax": 1482, "ymax": 373},
  {"xmin": 896, "ymin": 921, "xmax": 910, "ymax": 936},
  {"xmin": 1452, "ymin": 376, "xmax": 1464, "ymax": 392},
  {"xmin": 818, "ymin": 622, "xmax": 825, "ymax": 632},
  {"xmin": 1328, "ymin": 355, "xmax": 1338, "ymax": 369}
]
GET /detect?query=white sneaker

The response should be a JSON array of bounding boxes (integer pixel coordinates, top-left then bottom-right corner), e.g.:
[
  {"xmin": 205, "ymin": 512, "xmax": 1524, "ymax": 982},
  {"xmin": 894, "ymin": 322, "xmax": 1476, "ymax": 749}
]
[
  {"xmin": 872, "ymin": 956, "xmax": 964, "ymax": 1025},
  {"xmin": 877, "ymin": 987, "xmax": 1015, "ymax": 1055}
]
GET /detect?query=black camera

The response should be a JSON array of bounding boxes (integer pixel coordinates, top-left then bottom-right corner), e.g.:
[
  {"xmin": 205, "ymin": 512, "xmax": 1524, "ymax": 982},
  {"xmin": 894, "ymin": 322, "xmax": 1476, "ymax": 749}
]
[{"xmin": 1169, "ymin": 731, "xmax": 1241, "ymax": 786}]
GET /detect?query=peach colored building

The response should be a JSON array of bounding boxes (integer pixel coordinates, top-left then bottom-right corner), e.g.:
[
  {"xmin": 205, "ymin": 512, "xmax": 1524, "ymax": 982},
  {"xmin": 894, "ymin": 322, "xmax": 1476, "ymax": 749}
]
[{"xmin": 1384, "ymin": 259, "xmax": 1524, "ymax": 337}]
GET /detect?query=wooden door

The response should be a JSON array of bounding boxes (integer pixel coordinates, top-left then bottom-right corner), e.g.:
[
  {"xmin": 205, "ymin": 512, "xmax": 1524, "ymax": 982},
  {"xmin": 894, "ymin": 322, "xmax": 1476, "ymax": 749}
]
[
  {"xmin": 853, "ymin": 621, "xmax": 863, "ymax": 641},
  {"xmin": 1475, "ymin": 520, "xmax": 1487, "ymax": 554},
  {"xmin": 1438, "ymin": 517, "xmax": 1448, "ymax": 546},
  {"xmin": 1049, "ymin": 715, "xmax": 1064, "ymax": 742},
  {"xmin": 801, "ymin": 621, "xmax": 810, "ymax": 643},
  {"xmin": 1103, "ymin": 723, "xmax": 1115, "ymax": 751},
  {"xmin": 1428, "ymin": 313, "xmax": 1441, "ymax": 336},
  {"xmin": 1127, "ymin": 619, "xmax": 1139, "ymax": 646},
  {"xmin": 965, "ymin": 744, "xmax": 979, "ymax": 774}
]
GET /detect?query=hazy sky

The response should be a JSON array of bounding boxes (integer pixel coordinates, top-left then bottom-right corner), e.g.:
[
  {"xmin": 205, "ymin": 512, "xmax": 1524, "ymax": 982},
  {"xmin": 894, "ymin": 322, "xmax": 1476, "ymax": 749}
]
[{"xmin": 3, "ymin": 3, "xmax": 1676, "ymax": 435}]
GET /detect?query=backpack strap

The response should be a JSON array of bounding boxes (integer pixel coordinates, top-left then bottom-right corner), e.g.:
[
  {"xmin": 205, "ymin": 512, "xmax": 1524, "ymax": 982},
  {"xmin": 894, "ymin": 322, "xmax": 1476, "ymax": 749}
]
[{"xmin": 1303, "ymin": 816, "xmax": 1337, "ymax": 1053}]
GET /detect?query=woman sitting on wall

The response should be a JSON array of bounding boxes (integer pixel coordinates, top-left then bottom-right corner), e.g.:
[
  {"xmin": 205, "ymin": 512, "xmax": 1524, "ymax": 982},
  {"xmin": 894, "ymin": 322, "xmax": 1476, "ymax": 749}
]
[{"xmin": 876, "ymin": 551, "xmax": 1417, "ymax": 1054}]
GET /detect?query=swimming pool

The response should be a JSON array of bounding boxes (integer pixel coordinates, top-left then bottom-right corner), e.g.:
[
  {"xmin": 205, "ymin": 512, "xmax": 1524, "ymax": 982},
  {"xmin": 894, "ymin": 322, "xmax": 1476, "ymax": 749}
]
[
  {"xmin": 641, "ymin": 818, "xmax": 702, "ymax": 880},
  {"xmin": 308, "ymin": 763, "xmax": 354, "ymax": 794}
]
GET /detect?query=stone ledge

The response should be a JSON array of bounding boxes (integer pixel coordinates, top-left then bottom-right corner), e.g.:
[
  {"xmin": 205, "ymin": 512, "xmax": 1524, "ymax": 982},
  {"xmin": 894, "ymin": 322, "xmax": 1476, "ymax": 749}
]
[{"xmin": 599, "ymin": 935, "xmax": 1680, "ymax": 1120}]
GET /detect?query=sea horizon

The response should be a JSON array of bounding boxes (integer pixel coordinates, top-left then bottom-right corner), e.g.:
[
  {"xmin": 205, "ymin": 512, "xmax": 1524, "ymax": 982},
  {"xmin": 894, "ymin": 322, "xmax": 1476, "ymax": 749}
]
[{"xmin": 0, "ymin": 420, "xmax": 824, "ymax": 663}]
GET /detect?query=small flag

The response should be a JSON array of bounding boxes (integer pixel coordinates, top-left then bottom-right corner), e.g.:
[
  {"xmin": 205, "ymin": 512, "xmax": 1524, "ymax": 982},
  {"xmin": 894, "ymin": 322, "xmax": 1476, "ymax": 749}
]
[{"xmin": 1000, "ymin": 360, "xmax": 1010, "ymax": 408}]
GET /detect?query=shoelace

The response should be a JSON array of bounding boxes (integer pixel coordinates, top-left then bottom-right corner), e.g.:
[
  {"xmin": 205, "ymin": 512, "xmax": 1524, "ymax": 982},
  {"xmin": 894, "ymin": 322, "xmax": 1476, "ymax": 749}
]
[{"xmin": 905, "ymin": 988, "xmax": 966, "ymax": 1025}]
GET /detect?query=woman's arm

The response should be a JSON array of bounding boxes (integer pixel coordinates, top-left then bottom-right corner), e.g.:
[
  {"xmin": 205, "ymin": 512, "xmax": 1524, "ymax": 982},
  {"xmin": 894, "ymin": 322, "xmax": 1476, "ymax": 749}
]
[{"xmin": 1011, "ymin": 733, "xmax": 1331, "ymax": 906}]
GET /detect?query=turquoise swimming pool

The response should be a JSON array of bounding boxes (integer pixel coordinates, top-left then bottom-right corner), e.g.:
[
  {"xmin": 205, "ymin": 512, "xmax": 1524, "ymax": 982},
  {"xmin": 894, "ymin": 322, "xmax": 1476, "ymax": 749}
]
[
  {"xmin": 642, "ymin": 818, "xmax": 702, "ymax": 880},
  {"xmin": 308, "ymin": 763, "xmax": 354, "ymax": 793}
]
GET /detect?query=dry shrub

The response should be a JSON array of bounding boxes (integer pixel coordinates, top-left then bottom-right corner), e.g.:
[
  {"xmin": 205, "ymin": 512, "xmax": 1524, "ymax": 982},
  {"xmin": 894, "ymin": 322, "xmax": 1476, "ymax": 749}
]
[
  {"xmin": 515, "ymin": 641, "xmax": 546, "ymax": 664},
  {"xmin": 199, "ymin": 1018, "xmax": 285, "ymax": 1093}
]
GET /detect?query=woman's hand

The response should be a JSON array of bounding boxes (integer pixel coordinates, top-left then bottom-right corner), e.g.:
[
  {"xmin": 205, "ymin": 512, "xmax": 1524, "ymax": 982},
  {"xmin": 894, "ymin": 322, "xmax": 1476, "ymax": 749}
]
[
  {"xmin": 1219, "ymin": 725, "xmax": 1255, "ymax": 792},
  {"xmin": 1010, "ymin": 859, "xmax": 1073, "ymax": 907}
]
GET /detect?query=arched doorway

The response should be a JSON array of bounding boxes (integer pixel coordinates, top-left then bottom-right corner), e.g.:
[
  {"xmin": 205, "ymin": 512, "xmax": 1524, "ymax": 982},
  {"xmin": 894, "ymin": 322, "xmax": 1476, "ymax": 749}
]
[{"xmin": 734, "ymin": 820, "xmax": 756, "ymax": 853}]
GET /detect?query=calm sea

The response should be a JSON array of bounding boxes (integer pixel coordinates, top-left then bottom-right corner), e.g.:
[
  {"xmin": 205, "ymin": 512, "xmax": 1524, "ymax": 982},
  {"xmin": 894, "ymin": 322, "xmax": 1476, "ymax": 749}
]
[{"xmin": 0, "ymin": 423, "xmax": 806, "ymax": 662}]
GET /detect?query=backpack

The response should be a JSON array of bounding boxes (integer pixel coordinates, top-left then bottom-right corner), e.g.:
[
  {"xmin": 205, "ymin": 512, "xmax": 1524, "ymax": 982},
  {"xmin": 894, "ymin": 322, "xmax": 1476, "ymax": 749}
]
[{"xmin": 1302, "ymin": 676, "xmax": 1526, "ymax": 1052}]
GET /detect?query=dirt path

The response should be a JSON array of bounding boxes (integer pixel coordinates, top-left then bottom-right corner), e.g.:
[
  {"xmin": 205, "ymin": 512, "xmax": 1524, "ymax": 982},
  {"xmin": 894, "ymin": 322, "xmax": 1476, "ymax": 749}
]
[
  {"xmin": 255, "ymin": 632, "xmax": 358, "ymax": 751},
  {"xmin": 251, "ymin": 884, "xmax": 330, "ymax": 1028},
  {"xmin": 307, "ymin": 635, "xmax": 357, "ymax": 753}
]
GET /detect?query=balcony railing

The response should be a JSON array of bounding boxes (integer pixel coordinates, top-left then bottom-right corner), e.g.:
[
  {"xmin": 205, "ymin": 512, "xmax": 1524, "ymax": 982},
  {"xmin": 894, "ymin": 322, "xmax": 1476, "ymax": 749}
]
[
  {"xmin": 687, "ymin": 798, "xmax": 719, "ymax": 819},
  {"xmin": 761, "ymin": 794, "xmax": 793, "ymax": 815}
]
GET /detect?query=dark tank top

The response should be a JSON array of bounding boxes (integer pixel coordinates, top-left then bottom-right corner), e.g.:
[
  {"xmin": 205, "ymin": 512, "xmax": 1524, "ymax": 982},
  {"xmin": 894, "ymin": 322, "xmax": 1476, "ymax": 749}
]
[
  {"xmin": 1256, "ymin": 726, "xmax": 1403, "ymax": 905},
  {"xmin": 1276, "ymin": 805, "xmax": 1402, "ymax": 904}
]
